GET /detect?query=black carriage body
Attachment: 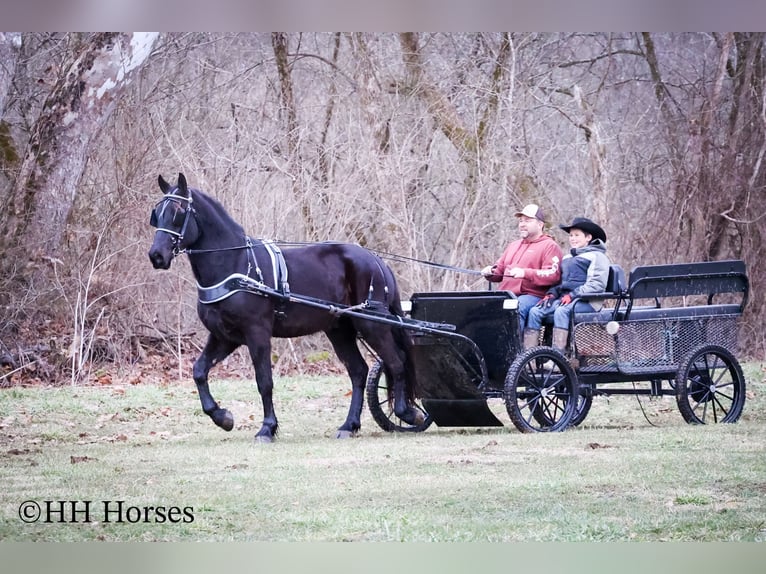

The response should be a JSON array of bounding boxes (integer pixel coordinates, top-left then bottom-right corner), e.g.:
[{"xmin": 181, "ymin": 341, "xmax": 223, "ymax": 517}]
[
  {"xmin": 404, "ymin": 260, "xmax": 745, "ymax": 431},
  {"xmin": 364, "ymin": 259, "xmax": 748, "ymax": 433},
  {"xmin": 405, "ymin": 291, "xmax": 521, "ymax": 426}
]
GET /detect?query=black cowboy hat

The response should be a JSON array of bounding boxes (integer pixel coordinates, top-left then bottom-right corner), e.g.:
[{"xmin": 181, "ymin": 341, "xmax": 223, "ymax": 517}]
[{"xmin": 558, "ymin": 217, "xmax": 607, "ymax": 243}]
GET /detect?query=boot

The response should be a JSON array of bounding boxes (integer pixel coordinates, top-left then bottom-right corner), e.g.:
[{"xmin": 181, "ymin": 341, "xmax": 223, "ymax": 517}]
[
  {"xmin": 546, "ymin": 328, "xmax": 579, "ymax": 371},
  {"xmin": 543, "ymin": 328, "xmax": 570, "ymax": 371},
  {"xmin": 522, "ymin": 328, "xmax": 539, "ymax": 350},
  {"xmin": 552, "ymin": 328, "xmax": 568, "ymax": 354}
]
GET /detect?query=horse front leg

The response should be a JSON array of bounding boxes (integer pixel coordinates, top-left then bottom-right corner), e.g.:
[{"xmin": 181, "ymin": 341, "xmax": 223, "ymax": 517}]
[
  {"xmin": 193, "ymin": 334, "xmax": 238, "ymax": 431},
  {"xmin": 245, "ymin": 337, "xmax": 279, "ymax": 443}
]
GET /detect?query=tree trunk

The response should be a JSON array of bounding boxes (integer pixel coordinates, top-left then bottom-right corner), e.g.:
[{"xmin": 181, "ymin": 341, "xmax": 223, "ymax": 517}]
[
  {"xmin": 0, "ymin": 33, "xmax": 22, "ymax": 179},
  {"xmin": 272, "ymin": 32, "xmax": 317, "ymax": 240},
  {"xmin": 573, "ymin": 85, "xmax": 609, "ymax": 224},
  {"xmin": 1, "ymin": 32, "xmax": 159, "ymax": 257},
  {"xmin": 0, "ymin": 32, "xmax": 22, "ymax": 115}
]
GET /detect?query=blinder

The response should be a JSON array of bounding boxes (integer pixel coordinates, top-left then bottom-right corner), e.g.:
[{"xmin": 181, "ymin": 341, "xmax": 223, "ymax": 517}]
[
  {"xmin": 149, "ymin": 201, "xmax": 187, "ymax": 228},
  {"xmin": 150, "ymin": 194, "xmax": 195, "ymax": 248}
]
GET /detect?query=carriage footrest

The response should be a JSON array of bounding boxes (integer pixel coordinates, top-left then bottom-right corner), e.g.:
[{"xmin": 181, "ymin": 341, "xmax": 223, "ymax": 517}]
[{"xmin": 421, "ymin": 399, "xmax": 503, "ymax": 427}]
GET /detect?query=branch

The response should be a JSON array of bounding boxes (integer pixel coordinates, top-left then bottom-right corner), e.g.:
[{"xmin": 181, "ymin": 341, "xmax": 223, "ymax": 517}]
[
  {"xmin": 556, "ymin": 48, "xmax": 644, "ymax": 69},
  {"xmin": 288, "ymin": 52, "xmax": 358, "ymax": 90}
]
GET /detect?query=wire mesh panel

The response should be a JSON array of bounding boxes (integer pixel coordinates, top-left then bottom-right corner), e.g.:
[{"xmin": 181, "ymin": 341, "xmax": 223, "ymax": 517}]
[
  {"xmin": 573, "ymin": 322, "xmax": 617, "ymax": 371},
  {"xmin": 574, "ymin": 315, "xmax": 739, "ymax": 374}
]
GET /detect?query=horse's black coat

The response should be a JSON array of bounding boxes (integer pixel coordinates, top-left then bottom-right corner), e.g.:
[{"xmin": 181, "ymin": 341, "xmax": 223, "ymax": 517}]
[{"xmin": 148, "ymin": 173, "xmax": 422, "ymax": 441}]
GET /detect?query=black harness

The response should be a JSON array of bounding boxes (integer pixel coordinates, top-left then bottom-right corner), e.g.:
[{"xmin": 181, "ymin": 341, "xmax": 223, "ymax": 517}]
[{"xmin": 196, "ymin": 239, "xmax": 290, "ymax": 305}]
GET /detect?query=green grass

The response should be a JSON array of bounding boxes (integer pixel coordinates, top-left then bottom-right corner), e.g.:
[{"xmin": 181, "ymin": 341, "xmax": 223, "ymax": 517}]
[{"xmin": 1, "ymin": 363, "xmax": 765, "ymax": 542}]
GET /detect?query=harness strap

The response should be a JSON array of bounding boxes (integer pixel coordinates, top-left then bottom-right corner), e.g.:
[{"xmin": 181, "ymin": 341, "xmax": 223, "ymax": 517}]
[
  {"xmin": 197, "ymin": 239, "xmax": 290, "ymax": 305},
  {"xmin": 262, "ymin": 239, "xmax": 290, "ymax": 296},
  {"xmin": 370, "ymin": 256, "xmax": 390, "ymax": 306},
  {"xmin": 197, "ymin": 274, "xmax": 269, "ymax": 304}
]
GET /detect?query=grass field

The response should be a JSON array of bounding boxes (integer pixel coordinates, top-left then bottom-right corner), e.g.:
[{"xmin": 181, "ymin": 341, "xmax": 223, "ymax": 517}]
[{"xmin": 1, "ymin": 362, "xmax": 765, "ymax": 542}]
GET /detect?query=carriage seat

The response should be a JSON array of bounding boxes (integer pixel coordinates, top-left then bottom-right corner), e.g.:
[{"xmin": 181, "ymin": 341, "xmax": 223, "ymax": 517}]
[
  {"xmin": 616, "ymin": 259, "xmax": 747, "ymax": 322},
  {"xmin": 621, "ymin": 303, "xmax": 742, "ymax": 321},
  {"xmin": 569, "ymin": 264, "xmax": 627, "ymax": 324}
]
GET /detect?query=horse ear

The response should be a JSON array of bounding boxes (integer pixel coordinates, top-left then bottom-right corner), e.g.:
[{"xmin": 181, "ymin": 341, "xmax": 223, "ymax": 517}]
[
  {"xmin": 177, "ymin": 173, "xmax": 189, "ymax": 197},
  {"xmin": 158, "ymin": 175, "xmax": 170, "ymax": 194}
]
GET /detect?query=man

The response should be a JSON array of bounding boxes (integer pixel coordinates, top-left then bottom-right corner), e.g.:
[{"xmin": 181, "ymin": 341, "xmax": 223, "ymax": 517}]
[{"xmin": 481, "ymin": 204, "xmax": 563, "ymax": 348}]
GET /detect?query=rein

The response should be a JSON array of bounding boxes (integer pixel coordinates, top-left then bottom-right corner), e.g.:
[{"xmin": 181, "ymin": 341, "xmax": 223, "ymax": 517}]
[
  {"xmin": 271, "ymin": 240, "xmax": 484, "ymax": 277},
  {"xmin": 369, "ymin": 249, "xmax": 484, "ymax": 277}
]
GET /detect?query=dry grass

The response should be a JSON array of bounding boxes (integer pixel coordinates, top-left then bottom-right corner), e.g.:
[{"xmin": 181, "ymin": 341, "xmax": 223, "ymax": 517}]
[{"xmin": 1, "ymin": 362, "xmax": 765, "ymax": 542}]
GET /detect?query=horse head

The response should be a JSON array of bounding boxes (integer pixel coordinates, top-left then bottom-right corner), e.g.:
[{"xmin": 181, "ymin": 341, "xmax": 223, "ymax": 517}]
[{"xmin": 148, "ymin": 173, "xmax": 200, "ymax": 269}]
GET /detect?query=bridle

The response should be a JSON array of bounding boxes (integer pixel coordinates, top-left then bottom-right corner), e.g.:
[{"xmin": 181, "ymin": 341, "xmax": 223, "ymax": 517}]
[
  {"xmin": 149, "ymin": 192, "xmax": 257, "ymax": 262},
  {"xmin": 149, "ymin": 193, "xmax": 196, "ymax": 254}
]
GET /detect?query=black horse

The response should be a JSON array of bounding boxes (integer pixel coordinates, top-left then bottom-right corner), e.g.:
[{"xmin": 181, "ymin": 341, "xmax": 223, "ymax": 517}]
[{"xmin": 148, "ymin": 173, "xmax": 423, "ymax": 442}]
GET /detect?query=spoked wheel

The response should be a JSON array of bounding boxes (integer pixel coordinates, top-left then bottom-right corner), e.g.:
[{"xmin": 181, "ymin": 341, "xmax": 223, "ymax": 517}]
[
  {"xmin": 675, "ymin": 345, "xmax": 746, "ymax": 424},
  {"xmin": 530, "ymin": 384, "xmax": 592, "ymax": 428},
  {"xmin": 569, "ymin": 389, "xmax": 593, "ymax": 427},
  {"xmin": 504, "ymin": 347, "xmax": 578, "ymax": 432},
  {"xmin": 365, "ymin": 360, "xmax": 433, "ymax": 432}
]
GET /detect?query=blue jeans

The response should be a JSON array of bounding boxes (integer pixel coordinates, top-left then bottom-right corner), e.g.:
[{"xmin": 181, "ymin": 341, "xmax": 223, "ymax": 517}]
[
  {"xmin": 517, "ymin": 294, "xmax": 542, "ymax": 330},
  {"xmin": 527, "ymin": 299, "xmax": 596, "ymax": 330}
]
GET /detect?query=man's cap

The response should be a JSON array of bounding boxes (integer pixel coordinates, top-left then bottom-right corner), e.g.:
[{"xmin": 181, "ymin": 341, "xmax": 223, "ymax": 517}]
[
  {"xmin": 558, "ymin": 217, "xmax": 607, "ymax": 243},
  {"xmin": 514, "ymin": 204, "xmax": 545, "ymax": 222}
]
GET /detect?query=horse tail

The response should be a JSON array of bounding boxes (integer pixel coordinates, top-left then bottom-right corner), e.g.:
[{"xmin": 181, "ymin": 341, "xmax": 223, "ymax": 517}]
[
  {"xmin": 380, "ymin": 261, "xmax": 418, "ymax": 405},
  {"xmin": 391, "ymin": 316, "xmax": 418, "ymax": 404}
]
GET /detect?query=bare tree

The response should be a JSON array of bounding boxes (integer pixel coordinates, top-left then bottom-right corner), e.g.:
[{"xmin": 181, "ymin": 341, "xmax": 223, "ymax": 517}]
[
  {"xmin": 0, "ymin": 32, "xmax": 21, "ymax": 115},
  {"xmin": 1, "ymin": 32, "xmax": 159, "ymax": 257},
  {"xmin": 272, "ymin": 32, "xmax": 320, "ymax": 240},
  {"xmin": 3, "ymin": 32, "xmax": 766, "ymax": 384}
]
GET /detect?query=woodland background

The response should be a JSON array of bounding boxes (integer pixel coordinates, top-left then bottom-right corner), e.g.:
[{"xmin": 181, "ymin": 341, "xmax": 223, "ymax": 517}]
[{"xmin": 0, "ymin": 32, "xmax": 764, "ymax": 386}]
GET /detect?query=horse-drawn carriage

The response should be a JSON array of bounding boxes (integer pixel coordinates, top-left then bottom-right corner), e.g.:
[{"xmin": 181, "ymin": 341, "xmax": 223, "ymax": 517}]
[
  {"xmin": 366, "ymin": 259, "xmax": 748, "ymax": 433},
  {"xmin": 149, "ymin": 174, "xmax": 748, "ymax": 440}
]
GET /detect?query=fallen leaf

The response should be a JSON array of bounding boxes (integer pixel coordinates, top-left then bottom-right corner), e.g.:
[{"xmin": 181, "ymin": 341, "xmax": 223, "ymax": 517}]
[
  {"xmin": 70, "ymin": 455, "xmax": 95, "ymax": 464},
  {"xmin": 96, "ymin": 374, "xmax": 112, "ymax": 385}
]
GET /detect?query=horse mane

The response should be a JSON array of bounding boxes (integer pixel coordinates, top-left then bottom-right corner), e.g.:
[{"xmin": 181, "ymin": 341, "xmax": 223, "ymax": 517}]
[{"xmin": 188, "ymin": 187, "xmax": 246, "ymax": 239}]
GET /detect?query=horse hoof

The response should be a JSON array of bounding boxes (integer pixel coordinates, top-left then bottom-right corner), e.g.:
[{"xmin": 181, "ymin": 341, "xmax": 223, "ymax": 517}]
[
  {"xmin": 335, "ymin": 430, "xmax": 355, "ymax": 439},
  {"xmin": 254, "ymin": 435, "xmax": 273, "ymax": 444},
  {"xmin": 397, "ymin": 407, "xmax": 425, "ymax": 426},
  {"xmin": 215, "ymin": 409, "xmax": 234, "ymax": 431}
]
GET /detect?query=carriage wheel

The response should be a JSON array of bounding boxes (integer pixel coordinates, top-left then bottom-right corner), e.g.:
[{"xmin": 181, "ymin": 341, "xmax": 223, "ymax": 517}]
[
  {"xmin": 569, "ymin": 391, "xmax": 593, "ymax": 427},
  {"xmin": 365, "ymin": 360, "xmax": 433, "ymax": 432},
  {"xmin": 675, "ymin": 345, "xmax": 746, "ymax": 424},
  {"xmin": 504, "ymin": 347, "xmax": 578, "ymax": 432},
  {"xmin": 530, "ymin": 385, "xmax": 592, "ymax": 428}
]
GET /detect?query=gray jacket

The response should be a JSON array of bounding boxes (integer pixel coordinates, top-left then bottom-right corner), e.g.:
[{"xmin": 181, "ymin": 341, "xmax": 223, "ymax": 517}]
[{"xmin": 547, "ymin": 239, "xmax": 609, "ymax": 310}]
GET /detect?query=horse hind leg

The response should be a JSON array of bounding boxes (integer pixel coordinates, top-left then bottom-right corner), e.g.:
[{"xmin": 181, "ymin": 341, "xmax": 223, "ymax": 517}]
[
  {"xmin": 358, "ymin": 323, "xmax": 424, "ymax": 427},
  {"xmin": 327, "ymin": 324, "xmax": 369, "ymax": 438},
  {"xmin": 244, "ymin": 335, "xmax": 280, "ymax": 444},
  {"xmin": 193, "ymin": 335, "xmax": 238, "ymax": 431}
]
